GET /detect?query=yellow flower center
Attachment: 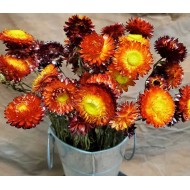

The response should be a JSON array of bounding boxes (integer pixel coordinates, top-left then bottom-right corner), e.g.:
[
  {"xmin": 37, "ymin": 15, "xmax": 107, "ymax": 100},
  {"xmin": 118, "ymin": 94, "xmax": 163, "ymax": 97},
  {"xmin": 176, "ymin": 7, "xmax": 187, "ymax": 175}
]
[
  {"xmin": 83, "ymin": 95, "xmax": 103, "ymax": 116},
  {"xmin": 126, "ymin": 34, "xmax": 149, "ymax": 47},
  {"xmin": 127, "ymin": 34, "xmax": 143, "ymax": 41},
  {"xmin": 5, "ymin": 57, "xmax": 27, "ymax": 71},
  {"xmin": 187, "ymin": 99, "xmax": 190, "ymax": 114},
  {"xmin": 16, "ymin": 103, "xmax": 28, "ymax": 112},
  {"xmin": 56, "ymin": 93, "xmax": 69, "ymax": 103},
  {"xmin": 125, "ymin": 50, "xmax": 143, "ymax": 66},
  {"xmin": 151, "ymin": 96, "xmax": 167, "ymax": 114},
  {"xmin": 5, "ymin": 30, "xmax": 30, "ymax": 40},
  {"xmin": 115, "ymin": 74, "xmax": 128, "ymax": 84}
]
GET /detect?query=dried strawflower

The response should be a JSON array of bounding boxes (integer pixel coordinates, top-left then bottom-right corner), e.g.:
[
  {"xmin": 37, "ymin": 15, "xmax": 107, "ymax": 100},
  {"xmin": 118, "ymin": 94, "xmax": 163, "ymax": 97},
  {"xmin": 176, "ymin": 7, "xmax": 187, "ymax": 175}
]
[
  {"xmin": 43, "ymin": 79, "xmax": 75, "ymax": 115},
  {"xmin": 139, "ymin": 87, "xmax": 175, "ymax": 127},
  {"xmin": 73, "ymin": 84, "xmax": 115, "ymax": 125},
  {"xmin": 101, "ymin": 23, "xmax": 125, "ymax": 40},
  {"xmin": 79, "ymin": 32, "xmax": 115, "ymax": 66},
  {"xmin": 178, "ymin": 85, "xmax": 190, "ymax": 121},
  {"xmin": 154, "ymin": 36, "xmax": 187, "ymax": 63},
  {"xmin": 114, "ymin": 40, "xmax": 153, "ymax": 79},
  {"xmin": 126, "ymin": 17, "xmax": 154, "ymax": 39},
  {"xmin": 0, "ymin": 55, "xmax": 31, "ymax": 82},
  {"xmin": 4, "ymin": 93, "xmax": 44, "ymax": 129},
  {"xmin": 64, "ymin": 15, "xmax": 95, "ymax": 44},
  {"xmin": 110, "ymin": 102, "xmax": 139, "ymax": 131}
]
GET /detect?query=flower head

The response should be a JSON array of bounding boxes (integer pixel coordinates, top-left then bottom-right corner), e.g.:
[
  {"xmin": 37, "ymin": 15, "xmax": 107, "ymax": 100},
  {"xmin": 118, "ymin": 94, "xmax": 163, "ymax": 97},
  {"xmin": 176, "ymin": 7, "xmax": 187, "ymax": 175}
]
[
  {"xmin": 79, "ymin": 32, "xmax": 115, "ymax": 66},
  {"xmin": 114, "ymin": 41, "xmax": 153, "ymax": 79},
  {"xmin": 126, "ymin": 17, "xmax": 154, "ymax": 39},
  {"xmin": 178, "ymin": 85, "xmax": 190, "ymax": 121},
  {"xmin": 145, "ymin": 75, "xmax": 167, "ymax": 89},
  {"xmin": 101, "ymin": 23, "xmax": 125, "ymax": 40},
  {"xmin": 73, "ymin": 84, "xmax": 115, "ymax": 125},
  {"xmin": 110, "ymin": 102, "xmax": 139, "ymax": 131},
  {"xmin": 4, "ymin": 93, "xmax": 44, "ymax": 129},
  {"xmin": 0, "ymin": 55, "xmax": 31, "ymax": 82},
  {"xmin": 86, "ymin": 73, "xmax": 121, "ymax": 97},
  {"xmin": 139, "ymin": 87, "xmax": 175, "ymax": 127},
  {"xmin": 33, "ymin": 41, "xmax": 64, "ymax": 70},
  {"xmin": 68, "ymin": 116, "xmax": 94, "ymax": 135},
  {"xmin": 165, "ymin": 62, "xmax": 184, "ymax": 89},
  {"xmin": 64, "ymin": 15, "xmax": 95, "ymax": 44},
  {"xmin": 0, "ymin": 29, "xmax": 35, "ymax": 44},
  {"xmin": 43, "ymin": 79, "xmax": 75, "ymax": 115},
  {"xmin": 32, "ymin": 64, "xmax": 59, "ymax": 92},
  {"xmin": 107, "ymin": 64, "xmax": 135, "ymax": 92},
  {"xmin": 154, "ymin": 36, "xmax": 187, "ymax": 63}
]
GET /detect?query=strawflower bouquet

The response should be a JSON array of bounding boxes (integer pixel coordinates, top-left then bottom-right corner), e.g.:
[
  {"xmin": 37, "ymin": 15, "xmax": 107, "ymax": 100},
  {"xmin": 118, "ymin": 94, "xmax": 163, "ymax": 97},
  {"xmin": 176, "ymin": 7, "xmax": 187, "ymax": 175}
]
[{"xmin": 0, "ymin": 15, "xmax": 189, "ymax": 151}]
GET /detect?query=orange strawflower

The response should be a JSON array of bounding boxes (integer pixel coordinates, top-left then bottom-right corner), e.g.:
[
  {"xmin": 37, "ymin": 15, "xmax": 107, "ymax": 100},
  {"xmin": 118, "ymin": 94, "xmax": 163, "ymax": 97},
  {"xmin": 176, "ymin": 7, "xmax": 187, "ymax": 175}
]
[
  {"xmin": 73, "ymin": 84, "xmax": 115, "ymax": 125},
  {"xmin": 32, "ymin": 64, "xmax": 59, "ymax": 92},
  {"xmin": 139, "ymin": 87, "xmax": 175, "ymax": 127},
  {"xmin": 107, "ymin": 64, "xmax": 135, "ymax": 92},
  {"xmin": 0, "ymin": 55, "xmax": 31, "ymax": 82},
  {"xmin": 0, "ymin": 29, "xmax": 34, "ymax": 44},
  {"xmin": 86, "ymin": 73, "xmax": 121, "ymax": 97},
  {"xmin": 110, "ymin": 102, "xmax": 139, "ymax": 131},
  {"xmin": 79, "ymin": 32, "xmax": 115, "ymax": 66},
  {"xmin": 114, "ymin": 41, "xmax": 153, "ymax": 79},
  {"xmin": 178, "ymin": 85, "xmax": 190, "ymax": 121},
  {"xmin": 43, "ymin": 79, "xmax": 75, "ymax": 115},
  {"xmin": 165, "ymin": 62, "xmax": 184, "ymax": 89},
  {"xmin": 4, "ymin": 93, "xmax": 44, "ymax": 129}
]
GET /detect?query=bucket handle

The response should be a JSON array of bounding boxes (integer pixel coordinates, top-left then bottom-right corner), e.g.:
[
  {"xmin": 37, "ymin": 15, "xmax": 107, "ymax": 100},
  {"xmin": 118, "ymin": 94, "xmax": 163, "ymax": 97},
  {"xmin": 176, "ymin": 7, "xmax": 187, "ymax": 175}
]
[
  {"xmin": 124, "ymin": 131, "xmax": 136, "ymax": 160},
  {"xmin": 47, "ymin": 131, "xmax": 55, "ymax": 169}
]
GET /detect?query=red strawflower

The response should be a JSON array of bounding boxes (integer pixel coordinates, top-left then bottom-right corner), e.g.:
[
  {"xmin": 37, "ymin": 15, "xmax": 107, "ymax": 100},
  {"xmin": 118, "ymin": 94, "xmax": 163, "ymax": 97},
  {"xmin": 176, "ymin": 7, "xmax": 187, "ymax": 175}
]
[
  {"xmin": 154, "ymin": 36, "xmax": 187, "ymax": 63},
  {"xmin": 101, "ymin": 23, "xmax": 125, "ymax": 40},
  {"xmin": 64, "ymin": 15, "xmax": 95, "ymax": 44},
  {"xmin": 126, "ymin": 17, "xmax": 154, "ymax": 39},
  {"xmin": 68, "ymin": 116, "xmax": 94, "ymax": 135}
]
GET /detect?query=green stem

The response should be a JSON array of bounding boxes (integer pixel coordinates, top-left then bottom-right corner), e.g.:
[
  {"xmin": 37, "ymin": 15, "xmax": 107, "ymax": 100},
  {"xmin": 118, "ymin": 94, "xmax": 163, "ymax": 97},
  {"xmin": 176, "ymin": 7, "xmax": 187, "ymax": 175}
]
[
  {"xmin": 153, "ymin": 57, "xmax": 163, "ymax": 70},
  {"xmin": 22, "ymin": 82, "xmax": 32, "ymax": 89},
  {"xmin": 19, "ymin": 83, "xmax": 27, "ymax": 93}
]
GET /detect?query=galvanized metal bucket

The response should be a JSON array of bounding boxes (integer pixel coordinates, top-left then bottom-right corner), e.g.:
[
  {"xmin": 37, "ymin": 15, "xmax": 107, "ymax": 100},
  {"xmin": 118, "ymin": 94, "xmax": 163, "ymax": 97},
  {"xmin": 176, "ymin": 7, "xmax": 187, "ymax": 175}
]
[{"xmin": 47, "ymin": 127, "xmax": 132, "ymax": 176}]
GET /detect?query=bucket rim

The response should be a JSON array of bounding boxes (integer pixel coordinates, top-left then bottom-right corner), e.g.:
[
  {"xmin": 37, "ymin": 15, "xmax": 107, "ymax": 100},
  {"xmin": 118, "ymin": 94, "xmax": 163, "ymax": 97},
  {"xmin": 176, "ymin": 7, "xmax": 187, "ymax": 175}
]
[{"xmin": 48, "ymin": 126, "xmax": 128, "ymax": 155}]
